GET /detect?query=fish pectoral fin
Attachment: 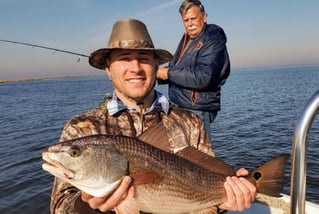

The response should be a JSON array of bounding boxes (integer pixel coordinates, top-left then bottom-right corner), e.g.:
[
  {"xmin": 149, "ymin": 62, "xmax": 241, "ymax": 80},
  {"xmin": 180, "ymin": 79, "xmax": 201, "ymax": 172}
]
[
  {"xmin": 115, "ymin": 198, "xmax": 139, "ymax": 214},
  {"xmin": 130, "ymin": 170, "xmax": 160, "ymax": 186}
]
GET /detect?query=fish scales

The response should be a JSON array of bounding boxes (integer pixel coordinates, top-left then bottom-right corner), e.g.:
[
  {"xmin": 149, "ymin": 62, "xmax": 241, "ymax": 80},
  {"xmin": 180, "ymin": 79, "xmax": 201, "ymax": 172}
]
[
  {"xmin": 109, "ymin": 135, "xmax": 227, "ymax": 212},
  {"xmin": 73, "ymin": 135, "xmax": 226, "ymax": 211},
  {"xmin": 43, "ymin": 133, "xmax": 289, "ymax": 214}
]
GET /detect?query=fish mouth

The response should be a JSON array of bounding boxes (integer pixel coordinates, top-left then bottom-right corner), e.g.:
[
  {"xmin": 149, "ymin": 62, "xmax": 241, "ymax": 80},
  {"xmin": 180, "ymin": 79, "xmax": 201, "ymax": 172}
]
[{"xmin": 42, "ymin": 153, "xmax": 75, "ymax": 179}]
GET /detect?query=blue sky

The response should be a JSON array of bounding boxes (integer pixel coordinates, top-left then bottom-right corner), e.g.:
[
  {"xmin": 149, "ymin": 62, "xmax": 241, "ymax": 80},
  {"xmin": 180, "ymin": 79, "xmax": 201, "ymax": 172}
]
[{"xmin": 1, "ymin": 0, "xmax": 319, "ymax": 80}]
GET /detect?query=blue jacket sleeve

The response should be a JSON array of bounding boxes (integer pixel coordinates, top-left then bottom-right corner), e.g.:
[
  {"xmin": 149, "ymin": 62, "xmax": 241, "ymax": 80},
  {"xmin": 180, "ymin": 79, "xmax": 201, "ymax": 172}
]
[{"xmin": 168, "ymin": 26, "xmax": 230, "ymax": 90}]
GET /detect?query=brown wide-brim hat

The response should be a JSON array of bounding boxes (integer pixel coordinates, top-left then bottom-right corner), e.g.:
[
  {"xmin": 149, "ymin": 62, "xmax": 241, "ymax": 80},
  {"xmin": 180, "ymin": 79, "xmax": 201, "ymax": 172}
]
[{"xmin": 89, "ymin": 19, "xmax": 172, "ymax": 70}]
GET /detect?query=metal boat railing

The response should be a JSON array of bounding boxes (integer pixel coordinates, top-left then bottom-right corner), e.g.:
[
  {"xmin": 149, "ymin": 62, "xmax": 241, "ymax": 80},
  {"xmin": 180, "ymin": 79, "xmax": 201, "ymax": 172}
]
[{"xmin": 290, "ymin": 89, "xmax": 319, "ymax": 214}]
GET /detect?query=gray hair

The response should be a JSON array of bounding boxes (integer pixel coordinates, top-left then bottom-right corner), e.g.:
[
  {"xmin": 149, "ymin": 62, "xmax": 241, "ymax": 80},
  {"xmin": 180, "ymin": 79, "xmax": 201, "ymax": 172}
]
[{"xmin": 179, "ymin": 0, "xmax": 206, "ymax": 15}]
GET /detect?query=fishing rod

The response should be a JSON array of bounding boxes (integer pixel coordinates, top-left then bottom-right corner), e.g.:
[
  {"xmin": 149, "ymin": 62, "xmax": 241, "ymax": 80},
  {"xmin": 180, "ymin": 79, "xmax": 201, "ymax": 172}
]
[{"xmin": 0, "ymin": 39, "xmax": 89, "ymax": 59}]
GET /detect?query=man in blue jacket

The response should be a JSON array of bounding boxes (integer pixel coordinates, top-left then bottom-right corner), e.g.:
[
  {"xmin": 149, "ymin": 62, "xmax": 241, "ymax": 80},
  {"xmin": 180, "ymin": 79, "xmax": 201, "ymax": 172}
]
[{"xmin": 157, "ymin": 0, "xmax": 230, "ymax": 142}]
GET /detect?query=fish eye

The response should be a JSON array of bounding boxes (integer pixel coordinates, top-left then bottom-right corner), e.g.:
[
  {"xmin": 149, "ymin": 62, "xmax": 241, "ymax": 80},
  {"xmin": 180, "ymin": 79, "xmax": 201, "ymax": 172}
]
[{"xmin": 69, "ymin": 146, "xmax": 81, "ymax": 157}]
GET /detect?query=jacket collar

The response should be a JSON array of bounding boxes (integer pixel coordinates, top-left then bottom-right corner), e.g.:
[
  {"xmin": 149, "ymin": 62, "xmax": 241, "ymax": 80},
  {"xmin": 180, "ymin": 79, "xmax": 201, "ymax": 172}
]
[{"xmin": 107, "ymin": 90, "xmax": 170, "ymax": 115}]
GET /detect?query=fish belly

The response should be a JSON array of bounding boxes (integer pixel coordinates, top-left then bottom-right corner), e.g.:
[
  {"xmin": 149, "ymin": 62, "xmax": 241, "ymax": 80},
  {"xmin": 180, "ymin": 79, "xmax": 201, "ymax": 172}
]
[{"xmin": 135, "ymin": 175, "xmax": 226, "ymax": 213}]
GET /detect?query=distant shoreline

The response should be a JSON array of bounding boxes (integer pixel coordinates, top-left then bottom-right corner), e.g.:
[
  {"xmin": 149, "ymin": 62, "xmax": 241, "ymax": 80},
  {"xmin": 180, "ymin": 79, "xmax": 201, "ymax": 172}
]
[
  {"xmin": 0, "ymin": 75, "xmax": 105, "ymax": 84},
  {"xmin": 0, "ymin": 78, "xmax": 44, "ymax": 84}
]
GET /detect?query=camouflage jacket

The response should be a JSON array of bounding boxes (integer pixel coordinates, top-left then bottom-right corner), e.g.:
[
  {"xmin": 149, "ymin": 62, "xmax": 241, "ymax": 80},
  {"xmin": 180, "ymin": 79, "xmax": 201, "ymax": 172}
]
[{"xmin": 50, "ymin": 94, "xmax": 214, "ymax": 214}]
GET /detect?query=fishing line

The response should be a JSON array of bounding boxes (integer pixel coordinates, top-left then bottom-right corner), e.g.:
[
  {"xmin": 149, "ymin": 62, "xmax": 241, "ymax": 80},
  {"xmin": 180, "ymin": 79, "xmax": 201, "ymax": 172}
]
[{"xmin": 0, "ymin": 39, "xmax": 89, "ymax": 61}]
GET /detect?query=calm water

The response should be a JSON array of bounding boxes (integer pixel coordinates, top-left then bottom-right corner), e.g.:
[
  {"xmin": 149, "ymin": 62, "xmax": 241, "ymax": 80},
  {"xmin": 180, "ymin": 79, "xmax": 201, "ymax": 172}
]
[{"xmin": 0, "ymin": 65, "xmax": 318, "ymax": 213}]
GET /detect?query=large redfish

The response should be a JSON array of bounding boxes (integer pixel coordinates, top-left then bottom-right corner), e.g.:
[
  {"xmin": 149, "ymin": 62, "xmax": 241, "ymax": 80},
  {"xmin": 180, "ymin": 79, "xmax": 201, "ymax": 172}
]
[{"xmin": 42, "ymin": 124, "xmax": 288, "ymax": 214}]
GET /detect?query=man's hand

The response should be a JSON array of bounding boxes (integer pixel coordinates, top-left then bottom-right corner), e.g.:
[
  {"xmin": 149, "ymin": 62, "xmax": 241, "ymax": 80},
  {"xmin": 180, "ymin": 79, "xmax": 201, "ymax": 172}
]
[
  {"xmin": 157, "ymin": 67, "xmax": 169, "ymax": 80},
  {"xmin": 218, "ymin": 168, "xmax": 256, "ymax": 211},
  {"xmin": 81, "ymin": 176, "xmax": 135, "ymax": 212}
]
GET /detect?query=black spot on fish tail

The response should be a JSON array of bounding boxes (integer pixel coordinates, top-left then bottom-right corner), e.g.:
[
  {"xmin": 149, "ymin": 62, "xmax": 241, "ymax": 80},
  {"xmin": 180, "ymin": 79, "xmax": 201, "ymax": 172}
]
[
  {"xmin": 253, "ymin": 172, "xmax": 262, "ymax": 180},
  {"xmin": 248, "ymin": 154, "xmax": 289, "ymax": 197}
]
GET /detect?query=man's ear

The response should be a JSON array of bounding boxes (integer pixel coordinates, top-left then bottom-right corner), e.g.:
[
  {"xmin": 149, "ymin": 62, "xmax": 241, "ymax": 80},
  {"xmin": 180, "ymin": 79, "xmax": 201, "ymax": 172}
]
[
  {"xmin": 154, "ymin": 56, "xmax": 159, "ymax": 70},
  {"xmin": 105, "ymin": 67, "xmax": 112, "ymax": 80},
  {"xmin": 204, "ymin": 13, "xmax": 207, "ymax": 23}
]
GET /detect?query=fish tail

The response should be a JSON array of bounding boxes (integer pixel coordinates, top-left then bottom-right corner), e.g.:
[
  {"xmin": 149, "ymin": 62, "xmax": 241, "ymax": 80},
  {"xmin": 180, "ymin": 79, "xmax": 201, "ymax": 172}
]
[{"xmin": 248, "ymin": 154, "xmax": 289, "ymax": 197}]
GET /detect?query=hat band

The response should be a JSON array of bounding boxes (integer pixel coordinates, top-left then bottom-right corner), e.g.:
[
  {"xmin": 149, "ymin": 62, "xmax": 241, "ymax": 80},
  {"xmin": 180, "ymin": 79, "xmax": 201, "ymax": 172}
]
[{"xmin": 109, "ymin": 40, "xmax": 154, "ymax": 49}]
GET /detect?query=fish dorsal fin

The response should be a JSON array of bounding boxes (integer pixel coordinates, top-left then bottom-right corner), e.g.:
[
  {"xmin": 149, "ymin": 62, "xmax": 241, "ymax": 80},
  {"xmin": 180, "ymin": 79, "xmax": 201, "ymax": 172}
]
[
  {"xmin": 138, "ymin": 122, "xmax": 171, "ymax": 153},
  {"xmin": 138, "ymin": 122, "xmax": 235, "ymax": 176},
  {"xmin": 176, "ymin": 146, "xmax": 235, "ymax": 176}
]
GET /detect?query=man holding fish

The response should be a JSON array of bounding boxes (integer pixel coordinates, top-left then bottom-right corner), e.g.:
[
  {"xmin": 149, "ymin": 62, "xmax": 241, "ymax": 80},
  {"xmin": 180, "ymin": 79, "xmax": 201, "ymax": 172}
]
[{"xmin": 47, "ymin": 18, "xmax": 256, "ymax": 213}]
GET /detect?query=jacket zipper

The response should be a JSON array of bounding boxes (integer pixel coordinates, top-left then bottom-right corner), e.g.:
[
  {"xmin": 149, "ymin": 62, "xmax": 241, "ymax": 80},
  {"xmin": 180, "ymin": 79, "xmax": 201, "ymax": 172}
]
[{"xmin": 191, "ymin": 90, "xmax": 197, "ymax": 105}]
